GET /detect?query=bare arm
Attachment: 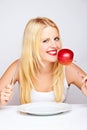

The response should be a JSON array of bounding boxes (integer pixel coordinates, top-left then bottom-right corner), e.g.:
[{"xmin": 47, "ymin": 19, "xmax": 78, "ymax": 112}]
[
  {"xmin": 0, "ymin": 59, "xmax": 19, "ymax": 106},
  {"xmin": 0, "ymin": 59, "xmax": 19, "ymax": 90},
  {"xmin": 65, "ymin": 63, "xmax": 87, "ymax": 96}
]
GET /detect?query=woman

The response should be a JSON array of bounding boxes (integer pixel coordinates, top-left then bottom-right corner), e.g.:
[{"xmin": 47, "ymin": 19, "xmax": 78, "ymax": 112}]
[{"xmin": 0, "ymin": 17, "xmax": 87, "ymax": 106}]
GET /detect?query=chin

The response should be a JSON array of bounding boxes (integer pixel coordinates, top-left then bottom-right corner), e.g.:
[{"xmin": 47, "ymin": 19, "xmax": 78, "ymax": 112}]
[{"xmin": 49, "ymin": 58, "xmax": 57, "ymax": 62}]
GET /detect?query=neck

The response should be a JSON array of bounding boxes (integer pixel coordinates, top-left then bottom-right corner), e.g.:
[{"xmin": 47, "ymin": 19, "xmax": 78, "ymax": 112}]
[{"xmin": 38, "ymin": 63, "xmax": 54, "ymax": 74}]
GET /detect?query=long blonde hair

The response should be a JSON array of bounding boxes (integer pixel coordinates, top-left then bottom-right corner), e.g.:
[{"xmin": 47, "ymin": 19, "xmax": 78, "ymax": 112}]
[{"xmin": 19, "ymin": 17, "xmax": 64, "ymax": 104}]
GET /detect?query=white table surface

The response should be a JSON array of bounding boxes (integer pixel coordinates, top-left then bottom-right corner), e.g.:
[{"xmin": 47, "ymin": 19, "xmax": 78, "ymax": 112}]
[{"xmin": 0, "ymin": 104, "xmax": 87, "ymax": 130}]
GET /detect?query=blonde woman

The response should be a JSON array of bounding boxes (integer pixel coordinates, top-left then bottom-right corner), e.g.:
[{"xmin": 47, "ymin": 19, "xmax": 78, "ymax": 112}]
[{"xmin": 0, "ymin": 17, "xmax": 87, "ymax": 106}]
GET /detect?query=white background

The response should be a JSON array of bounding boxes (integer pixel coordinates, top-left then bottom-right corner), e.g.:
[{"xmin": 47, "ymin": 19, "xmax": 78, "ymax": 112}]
[{"xmin": 0, "ymin": 0, "xmax": 87, "ymax": 104}]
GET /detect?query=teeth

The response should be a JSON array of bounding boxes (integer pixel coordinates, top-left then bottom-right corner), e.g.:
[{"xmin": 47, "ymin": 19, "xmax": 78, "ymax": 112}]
[
  {"xmin": 49, "ymin": 52, "xmax": 56, "ymax": 54},
  {"xmin": 47, "ymin": 50, "xmax": 57, "ymax": 54}
]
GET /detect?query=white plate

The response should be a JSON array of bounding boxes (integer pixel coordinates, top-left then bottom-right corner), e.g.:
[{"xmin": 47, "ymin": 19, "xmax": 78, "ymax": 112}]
[{"xmin": 18, "ymin": 102, "xmax": 72, "ymax": 116}]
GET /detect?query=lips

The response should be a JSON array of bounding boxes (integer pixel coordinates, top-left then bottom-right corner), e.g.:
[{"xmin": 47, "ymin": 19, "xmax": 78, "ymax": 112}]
[{"xmin": 47, "ymin": 50, "xmax": 57, "ymax": 56}]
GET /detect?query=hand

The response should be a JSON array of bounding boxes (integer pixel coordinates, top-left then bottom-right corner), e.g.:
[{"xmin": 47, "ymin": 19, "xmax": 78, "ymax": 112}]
[
  {"xmin": 81, "ymin": 75, "xmax": 87, "ymax": 96},
  {"xmin": 0, "ymin": 84, "xmax": 14, "ymax": 106}
]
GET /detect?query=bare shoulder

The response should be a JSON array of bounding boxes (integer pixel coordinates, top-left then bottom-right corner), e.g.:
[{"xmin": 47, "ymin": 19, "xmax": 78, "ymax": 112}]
[
  {"xmin": 65, "ymin": 63, "xmax": 86, "ymax": 88},
  {"xmin": 7, "ymin": 59, "xmax": 19, "ymax": 70},
  {"xmin": 2, "ymin": 59, "xmax": 19, "ymax": 75}
]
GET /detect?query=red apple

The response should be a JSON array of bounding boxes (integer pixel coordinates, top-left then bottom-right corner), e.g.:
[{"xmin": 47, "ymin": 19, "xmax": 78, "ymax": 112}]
[{"xmin": 58, "ymin": 48, "xmax": 74, "ymax": 65}]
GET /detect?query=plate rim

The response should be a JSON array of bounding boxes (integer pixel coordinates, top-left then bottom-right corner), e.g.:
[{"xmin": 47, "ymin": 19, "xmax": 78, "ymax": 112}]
[{"xmin": 18, "ymin": 102, "xmax": 72, "ymax": 116}]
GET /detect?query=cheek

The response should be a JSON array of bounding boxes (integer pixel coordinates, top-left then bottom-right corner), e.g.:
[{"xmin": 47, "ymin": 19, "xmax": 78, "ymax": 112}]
[
  {"xmin": 39, "ymin": 48, "xmax": 46, "ymax": 58},
  {"xmin": 57, "ymin": 41, "xmax": 62, "ymax": 48},
  {"xmin": 39, "ymin": 45, "xmax": 47, "ymax": 54},
  {"xmin": 39, "ymin": 45, "xmax": 48, "ymax": 59}
]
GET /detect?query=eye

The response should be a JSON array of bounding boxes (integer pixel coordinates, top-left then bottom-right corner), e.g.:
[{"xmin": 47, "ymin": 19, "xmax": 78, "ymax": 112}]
[
  {"xmin": 43, "ymin": 39, "xmax": 49, "ymax": 43},
  {"xmin": 54, "ymin": 37, "xmax": 60, "ymax": 41}
]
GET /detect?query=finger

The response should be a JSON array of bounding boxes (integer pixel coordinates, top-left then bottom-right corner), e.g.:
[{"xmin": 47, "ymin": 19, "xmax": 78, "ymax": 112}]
[
  {"xmin": 7, "ymin": 84, "xmax": 14, "ymax": 89},
  {"xmin": 81, "ymin": 85, "xmax": 87, "ymax": 96},
  {"xmin": 3, "ymin": 84, "xmax": 14, "ymax": 93},
  {"xmin": 1, "ymin": 87, "xmax": 14, "ymax": 99},
  {"xmin": 1, "ymin": 92, "xmax": 13, "ymax": 104},
  {"xmin": 2, "ymin": 92, "xmax": 11, "ymax": 97},
  {"xmin": 2, "ymin": 88, "xmax": 13, "ymax": 94},
  {"xmin": 1, "ymin": 93, "xmax": 9, "ymax": 103}
]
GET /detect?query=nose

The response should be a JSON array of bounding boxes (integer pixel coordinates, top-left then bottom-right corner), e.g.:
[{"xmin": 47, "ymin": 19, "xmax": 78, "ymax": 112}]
[{"xmin": 51, "ymin": 40, "xmax": 60, "ymax": 49}]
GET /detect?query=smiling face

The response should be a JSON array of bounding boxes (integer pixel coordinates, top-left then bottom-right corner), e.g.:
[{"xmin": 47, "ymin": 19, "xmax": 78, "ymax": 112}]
[{"xmin": 39, "ymin": 26, "xmax": 62, "ymax": 64}]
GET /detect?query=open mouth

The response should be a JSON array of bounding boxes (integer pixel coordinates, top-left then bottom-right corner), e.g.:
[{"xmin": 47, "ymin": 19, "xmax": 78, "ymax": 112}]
[{"xmin": 47, "ymin": 50, "xmax": 57, "ymax": 56}]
